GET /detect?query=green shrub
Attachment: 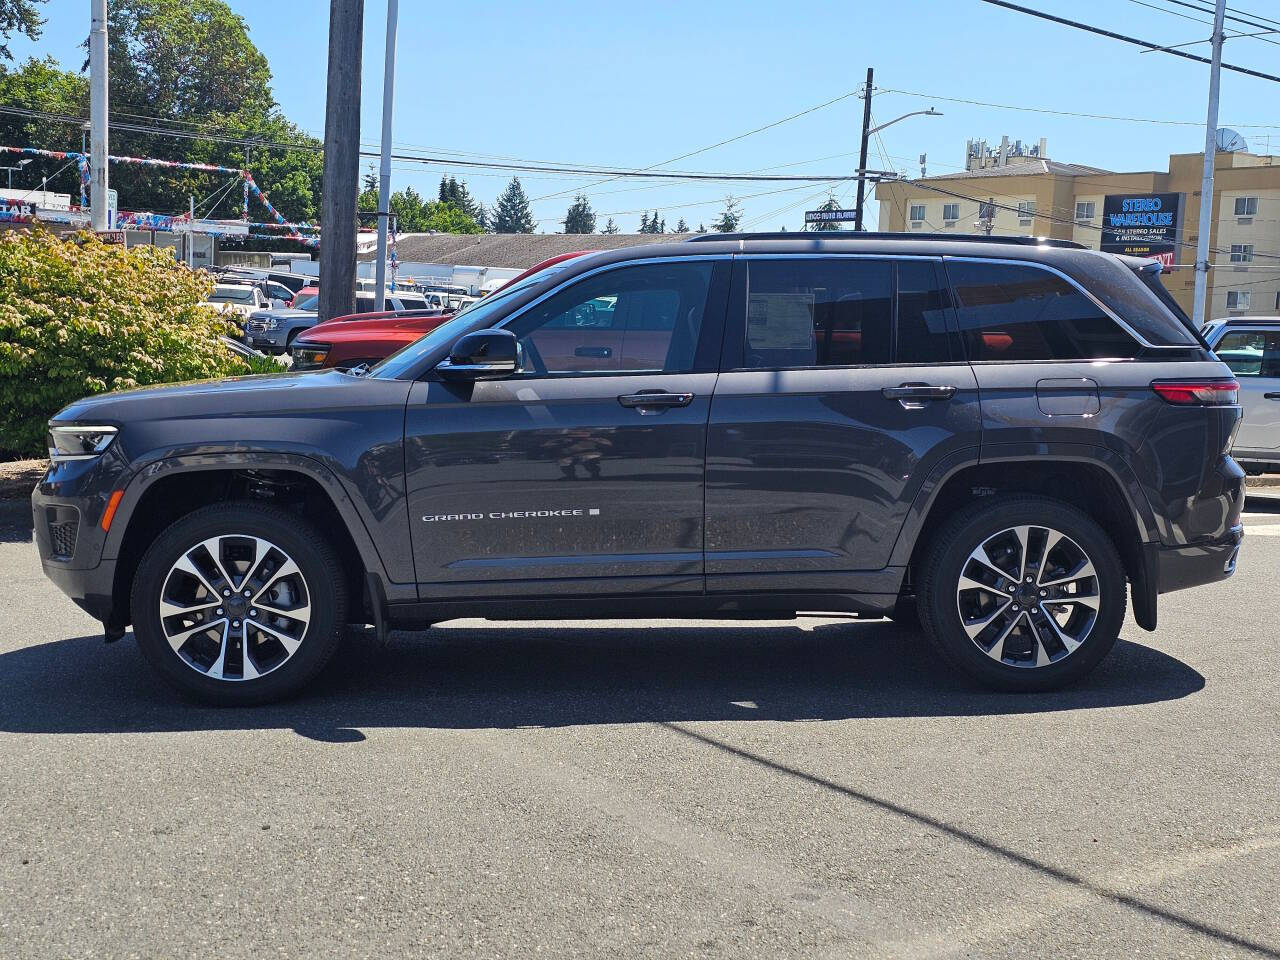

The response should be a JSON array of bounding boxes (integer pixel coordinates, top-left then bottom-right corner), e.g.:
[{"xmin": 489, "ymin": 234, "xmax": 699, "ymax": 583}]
[{"xmin": 0, "ymin": 228, "xmax": 254, "ymax": 456}]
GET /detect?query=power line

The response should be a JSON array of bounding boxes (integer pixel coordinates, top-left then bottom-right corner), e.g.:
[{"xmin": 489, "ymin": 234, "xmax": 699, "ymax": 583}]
[
  {"xmin": 977, "ymin": 0, "xmax": 1280, "ymax": 83},
  {"xmin": 528, "ymin": 87, "xmax": 867, "ymax": 203}
]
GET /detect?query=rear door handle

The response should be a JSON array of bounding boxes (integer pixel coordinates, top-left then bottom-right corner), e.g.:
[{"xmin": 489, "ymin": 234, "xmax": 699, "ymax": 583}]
[
  {"xmin": 575, "ymin": 346, "xmax": 612, "ymax": 358},
  {"xmin": 1264, "ymin": 392, "xmax": 1280, "ymax": 400},
  {"xmin": 882, "ymin": 384, "xmax": 956, "ymax": 409},
  {"xmin": 618, "ymin": 391, "xmax": 695, "ymax": 411}
]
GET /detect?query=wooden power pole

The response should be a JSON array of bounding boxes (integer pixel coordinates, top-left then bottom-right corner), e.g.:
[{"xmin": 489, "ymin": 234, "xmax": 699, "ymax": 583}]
[{"xmin": 319, "ymin": 0, "xmax": 365, "ymax": 323}]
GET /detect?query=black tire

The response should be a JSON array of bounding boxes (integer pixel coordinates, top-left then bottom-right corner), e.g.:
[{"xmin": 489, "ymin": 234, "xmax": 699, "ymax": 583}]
[
  {"xmin": 130, "ymin": 501, "xmax": 347, "ymax": 705},
  {"xmin": 917, "ymin": 495, "xmax": 1126, "ymax": 692}
]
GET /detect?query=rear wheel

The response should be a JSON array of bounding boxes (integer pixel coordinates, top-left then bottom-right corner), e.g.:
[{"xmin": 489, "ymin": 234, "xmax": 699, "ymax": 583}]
[
  {"xmin": 918, "ymin": 496, "xmax": 1126, "ymax": 691},
  {"xmin": 131, "ymin": 502, "xmax": 347, "ymax": 705}
]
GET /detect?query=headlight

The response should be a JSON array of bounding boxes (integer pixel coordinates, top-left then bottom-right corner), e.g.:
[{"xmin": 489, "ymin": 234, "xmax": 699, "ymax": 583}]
[
  {"xmin": 290, "ymin": 346, "xmax": 329, "ymax": 370},
  {"xmin": 264, "ymin": 318, "xmax": 279, "ymax": 329},
  {"xmin": 48, "ymin": 424, "xmax": 118, "ymax": 461}
]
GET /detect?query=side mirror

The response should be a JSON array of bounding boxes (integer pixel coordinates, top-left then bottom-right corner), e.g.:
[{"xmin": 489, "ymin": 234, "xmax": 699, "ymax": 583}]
[
  {"xmin": 437, "ymin": 328, "xmax": 520, "ymax": 381},
  {"xmin": 271, "ymin": 298, "xmax": 286, "ymax": 309}
]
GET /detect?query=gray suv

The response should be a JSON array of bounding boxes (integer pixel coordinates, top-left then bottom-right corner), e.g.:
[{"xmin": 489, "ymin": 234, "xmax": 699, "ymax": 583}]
[{"xmin": 33, "ymin": 234, "xmax": 1245, "ymax": 705}]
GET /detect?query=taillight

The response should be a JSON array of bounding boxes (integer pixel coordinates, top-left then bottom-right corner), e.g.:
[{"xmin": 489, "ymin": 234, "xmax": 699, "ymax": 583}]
[{"xmin": 1151, "ymin": 379, "xmax": 1239, "ymax": 405}]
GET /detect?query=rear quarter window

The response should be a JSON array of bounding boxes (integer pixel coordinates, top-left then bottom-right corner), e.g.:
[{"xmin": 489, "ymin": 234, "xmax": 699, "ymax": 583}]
[
  {"xmin": 945, "ymin": 259, "xmax": 1141, "ymax": 362},
  {"xmin": 1056, "ymin": 250, "xmax": 1199, "ymax": 347}
]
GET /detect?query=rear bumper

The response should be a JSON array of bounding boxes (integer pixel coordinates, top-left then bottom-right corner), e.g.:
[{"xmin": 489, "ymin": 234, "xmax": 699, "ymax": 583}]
[{"xmin": 1154, "ymin": 525, "xmax": 1243, "ymax": 595}]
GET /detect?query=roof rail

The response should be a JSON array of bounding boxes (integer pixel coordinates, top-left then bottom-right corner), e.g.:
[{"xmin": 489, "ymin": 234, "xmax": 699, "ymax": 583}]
[{"xmin": 684, "ymin": 231, "xmax": 1086, "ymax": 249}]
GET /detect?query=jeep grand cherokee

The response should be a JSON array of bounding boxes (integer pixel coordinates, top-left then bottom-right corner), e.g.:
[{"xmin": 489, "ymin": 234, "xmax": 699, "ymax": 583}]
[{"xmin": 33, "ymin": 234, "xmax": 1245, "ymax": 704}]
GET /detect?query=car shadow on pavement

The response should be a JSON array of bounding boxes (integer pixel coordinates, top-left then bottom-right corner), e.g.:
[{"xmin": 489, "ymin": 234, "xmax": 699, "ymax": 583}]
[{"xmin": 0, "ymin": 620, "xmax": 1204, "ymax": 739}]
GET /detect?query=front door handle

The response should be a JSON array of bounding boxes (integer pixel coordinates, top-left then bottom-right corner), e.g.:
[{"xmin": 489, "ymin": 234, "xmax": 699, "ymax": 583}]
[
  {"xmin": 618, "ymin": 391, "xmax": 694, "ymax": 411},
  {"xmin": 1264, "ymin": 392, "xmax": 1280, "ymax": 400},
  {"xmin": 882, "ymin": 383, "xmax": 956, "ymax": 409}
]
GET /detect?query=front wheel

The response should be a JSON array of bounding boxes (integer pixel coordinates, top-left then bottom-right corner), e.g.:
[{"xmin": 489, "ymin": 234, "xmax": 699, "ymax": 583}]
[
  {"xmin": 918, "ymin": 496, "xmax": 1126, "ymax": 692},
  {"xmin": 131, "ymin": 502, "xmax": 347, "ymax": 705}
]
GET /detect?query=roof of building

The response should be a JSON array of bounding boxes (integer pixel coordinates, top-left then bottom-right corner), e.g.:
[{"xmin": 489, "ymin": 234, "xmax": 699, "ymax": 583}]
[
  {"xmin": 368, "ymin": 232, "xmax": 681, "ymax": 268},
  {"xmin": 915, "ymin": 159, "xmax": 1112, "ymax": 181}
]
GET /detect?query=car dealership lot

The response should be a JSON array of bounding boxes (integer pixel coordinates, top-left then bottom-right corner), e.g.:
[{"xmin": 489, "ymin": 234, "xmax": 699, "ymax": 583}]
[{"xmin": 0, "ymin": 495, "xmax": 1277, "ymax": 959}]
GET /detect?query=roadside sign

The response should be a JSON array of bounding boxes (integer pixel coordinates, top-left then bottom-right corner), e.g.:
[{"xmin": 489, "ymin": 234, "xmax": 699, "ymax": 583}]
[
  {"xmin": 804, "ymin": 208, "xmax": 858, "ymax": 224},
  {"xmin": 96, "ymin": 230, "xmax": 126, "ymax": 245},
  {"xmin": 106, "ymin": 188, "xmax": 117, "ymax": 229}
]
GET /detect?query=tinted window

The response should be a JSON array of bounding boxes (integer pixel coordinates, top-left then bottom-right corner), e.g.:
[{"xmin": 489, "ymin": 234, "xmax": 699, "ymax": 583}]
[
  {"xmin": 1058, "ymin": 251, "xmax": 1198, "ymax": 347},
  {"xmin": 506, "ymin": 261, "xmax": 713, "ymax": 374},
  {"xmin": 1215, "ymin": 329, "xmax": 1280, "ymax": 378},
  {"xmin": 896, "ymin": 260, "xmax": 954, "ymax": 364},
  {"xmin": 744, "ymin": 259, "xmax": 891, "ymax": 368},
  {"xmin": 946, "ymin": 260, "xmax": 1140, "ymax": 361}
]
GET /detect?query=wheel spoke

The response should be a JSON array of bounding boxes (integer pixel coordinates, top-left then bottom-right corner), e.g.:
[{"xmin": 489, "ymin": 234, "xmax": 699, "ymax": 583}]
[
  {"xmin": 961, "ymin": 596, "xmax": 1012, "ymax": 638},
  {"xmin": 967, "ymin": 544, "xmax": 1015, "ymax": 586},
  {"xmin": 240, "ymin": 622, "xmax": 260, "ymax": 680},
  {"xmin": 1011, "ymin": 525, "xmax": 1032, "ymax": 581},
  {"xmin": 205, "ymin": 620, "xmax": 230, "ymax": 679},
  {"xmin": 249, "ymin": 617, "xmax": 302, "ymax": 656},
  {"xmin": 171, "ymin": 553, "xmax": 220, "ymax": 598},
  {"xmin": 1041, "ymin": 557, "xmax": 1096, "ymax": 588},
  {"xmin": 983, "ymin": 611, "xmax": 1022, "ymax": 662},
  {"xmin": 198, "ymin": 537, "xmax": 240, "ymax": 592},
  {"xmin": 1048, "ymin": 591, "xmax": 1100, "ymax": 611},
  {"xmin": 160, "ymin": 597, "xmax": 221, "ymax": 619},
  {"xmin": 1037, "ymin": 609, "xmax": 1083, "ymax": 655},
  {"xmin": 1027, "ymin": 616, "xmax": 1052, "ymax": 667},
  {"xmin": 1034, "ymin": 529, "xmax": 1064, "ymax": 584},
  {"xmin": 253, "ymin": 558, "xmax": 301, "ymax": 603}
]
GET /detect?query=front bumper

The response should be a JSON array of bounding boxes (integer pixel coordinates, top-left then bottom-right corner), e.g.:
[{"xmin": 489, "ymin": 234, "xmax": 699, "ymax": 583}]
[
  {"xmin": 32, "ymin": 455, "xmax": 129, "ymax": 627},
  {"xmin": 1154, "ymin": 524, "xmax": 1243, "ymax": 595}
]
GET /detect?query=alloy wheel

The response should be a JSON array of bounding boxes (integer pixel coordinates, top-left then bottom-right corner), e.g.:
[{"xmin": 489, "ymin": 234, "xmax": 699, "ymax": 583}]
[
  {"xmin": 955, "ymin": 524, "xmax": 1100, "ymax": 668},
  {"xmin": 158, "ymin": 535, "xmax": 311, "ymax": 681}
]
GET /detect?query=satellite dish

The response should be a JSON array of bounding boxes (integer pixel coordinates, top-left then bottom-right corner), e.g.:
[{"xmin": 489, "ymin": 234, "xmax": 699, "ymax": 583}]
[{"xmin": 1216, "ymin": 127, "xmax": 1248, "ymax": 153}]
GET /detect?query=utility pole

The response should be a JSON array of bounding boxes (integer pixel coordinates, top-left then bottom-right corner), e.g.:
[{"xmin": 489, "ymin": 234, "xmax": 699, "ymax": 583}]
[
  {"xmin": 187, "ymin": 195, "xmax": 195, "ymax": 268},
  {"xmin": 853, "ymin": 67, "xmax": 874, "ymax": 231},
  {"xmin": 318, "ymin": 0, "xmax": 365, "ymax": 323},
  {"xmin": 374, "ymin": 0, "xmax": 399, "ymax": 312},
  {"xmin": 1192, "ymin": 0, "xmax": 1226, "ymax": 328},
  {"xmin": 89, "ymin": 0, "xmax": 109, "ymax": 231}
]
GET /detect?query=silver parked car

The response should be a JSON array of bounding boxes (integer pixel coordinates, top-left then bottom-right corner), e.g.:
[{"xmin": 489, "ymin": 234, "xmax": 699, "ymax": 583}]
[{"xmin": 1204, "ymin": 316, "xmax": 1280, "ymax": 472}]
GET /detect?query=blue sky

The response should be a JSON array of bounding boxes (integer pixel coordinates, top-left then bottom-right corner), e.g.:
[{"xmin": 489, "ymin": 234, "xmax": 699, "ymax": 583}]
[{"xmin": 12, "ymin": 0, "xmax": 1280, "ymax": 231}]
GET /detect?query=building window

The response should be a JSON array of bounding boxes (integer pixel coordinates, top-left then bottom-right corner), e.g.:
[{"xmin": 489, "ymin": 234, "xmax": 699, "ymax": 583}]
[
  {"xmin": 1234, "ymin": 196, "xmax": 1259, "ymax": 216},
  {"xmin": 1017, "ymin": 201, "xmax": 1036, "ymax": 224},
  {"xmin": 1230, "ymin": 244, "xmax": 1254, "ymax": 263},
  {"xmin": 908, "ymin": 203, "xmax": 926, "ymax": 223},
  {"xmin": 1226, "ymin": 289, "xmax": 1252, "ymax": 310},
  {"xmin": 942, "ymin": 203, "xmax": 959, "ymax": 223},
  {"xmin": 1075, "ymin": 200, "xmax": 1096, "ymax": 221}
]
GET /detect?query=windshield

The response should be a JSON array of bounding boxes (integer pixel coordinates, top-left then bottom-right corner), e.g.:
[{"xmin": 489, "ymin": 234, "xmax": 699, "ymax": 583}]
[
  {"xmin": 295, "ymin": 294, "xmax": 319, "ymax": 311},
  {"xmin": 369, "ymin": 261, "xmax": 577, "ymax": 379},
  {"xmin": 211, "ymin": 287, "xmax": 255, "ymax": 304}
]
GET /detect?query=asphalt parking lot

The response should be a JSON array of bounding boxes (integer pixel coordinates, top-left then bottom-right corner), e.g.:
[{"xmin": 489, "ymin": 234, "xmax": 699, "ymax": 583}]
[{"xmin": 1, "ymin": 494, "xmax": 1277, "ymax": 959}]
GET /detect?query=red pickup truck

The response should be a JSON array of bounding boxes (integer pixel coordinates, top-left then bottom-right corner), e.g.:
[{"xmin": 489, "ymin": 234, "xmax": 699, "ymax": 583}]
[{"xmin": 289, "ymin": 252, "xmax": 590, "ymax": 371}]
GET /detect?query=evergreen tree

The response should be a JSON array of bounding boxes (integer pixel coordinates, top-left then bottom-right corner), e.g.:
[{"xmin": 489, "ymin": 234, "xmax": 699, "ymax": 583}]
[
  {"xmin": 562, "ymin": 193, "xmax": 596, "ymax": 234},
  {"xmin": 810, "ymin": 191, "xmax": 843, "ymax": 232},
  {"xmin": 439, "ymin": 175, "xmax": 483, "ymax": 221},
  {"xmin": 658, "ymin": 217, "xmax": 666, "ymax": 233},
  {"xmin": 492, "ymin": 177, "xmax": 535, "ymax": 233},
  {"xmin": 674, "ymin": 218, "xmax": 689, "ymax": 233},
  {"xmin": 696, "ymin": 223, "xmax": 707, "ymax": 233},
  {"xmin": 639, "ymin": 212, "xmax": 650, "ymax": 233},
  {"xmin": 363, "ymin": 164, "xmax": 379, "ymax": 194},
  {"xmin": 712, "ymin": 195, "xmax": 742, "ymax": 233},
  {"xmin": 602, "ymin": 217, "xmax": 619, "ymax": 234}
]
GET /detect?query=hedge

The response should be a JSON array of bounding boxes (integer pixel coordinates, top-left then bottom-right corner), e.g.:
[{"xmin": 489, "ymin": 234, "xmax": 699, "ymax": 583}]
[{"xmin": 0, "ymin": 228, "xmax": 255, "ymax": 457}]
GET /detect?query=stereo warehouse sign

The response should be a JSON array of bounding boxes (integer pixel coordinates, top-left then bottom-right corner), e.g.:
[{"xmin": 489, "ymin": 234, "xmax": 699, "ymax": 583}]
[{"xmin": 1099, "ymin": 192, "xmax": 1184, "ymax": 268}]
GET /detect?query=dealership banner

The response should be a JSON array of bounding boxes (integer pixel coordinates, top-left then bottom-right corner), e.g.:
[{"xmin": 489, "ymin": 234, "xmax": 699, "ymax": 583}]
[{"xmin": 1099, "ymin": 192, "xmax": 1184, "ymax": 268}]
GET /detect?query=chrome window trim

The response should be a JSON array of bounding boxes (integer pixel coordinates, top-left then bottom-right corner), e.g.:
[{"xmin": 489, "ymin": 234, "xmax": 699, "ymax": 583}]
[
  {"xmin": 738, "ymin": 253, "xmax": 943, "ymax": 262},
  {"xmin": 942, "ymin": 255, "xmax": 1181, "ymax": 351}
]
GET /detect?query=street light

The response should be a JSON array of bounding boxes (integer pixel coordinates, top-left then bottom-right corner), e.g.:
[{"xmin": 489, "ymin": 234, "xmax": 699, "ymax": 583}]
[
  {"xmin": 854, "ymin": 106, "xmax": 942, "ymax": 230},
  {"xmin": 1, "ymin": 158, "xmax": 32, "ymax": 190}
]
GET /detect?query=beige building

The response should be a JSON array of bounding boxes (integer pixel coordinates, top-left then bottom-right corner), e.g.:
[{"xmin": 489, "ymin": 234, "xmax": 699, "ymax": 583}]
[{"xmin": 875, "ymin": 140, "xmax": 1280, "ymax": 320}]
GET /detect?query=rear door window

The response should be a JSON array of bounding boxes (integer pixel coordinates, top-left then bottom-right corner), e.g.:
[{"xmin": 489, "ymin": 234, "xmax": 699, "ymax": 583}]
[
  {"xmin": 945, "ymin": 260, "xmax": 1141, "ymax": 361},
  {"xmin": 743, "ymin": 258, "xmax": 892, "ymax": 368}
]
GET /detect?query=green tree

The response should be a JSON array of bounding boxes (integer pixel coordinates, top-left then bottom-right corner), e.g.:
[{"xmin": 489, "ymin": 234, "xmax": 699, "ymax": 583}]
[
  {"xmin": 601, "ymin": 217, "xmax": 619, "ymax": 234},
  {"xmin": 438, "ymin": 175, "xmax": 482, "ymax": 221},
  {"xmin": 0, "ymin": 0, "xmax": 45, "ymax": 61},
  {"xmin": 389, "ymin": 186, "xmax": 427, "ymax": 232},
  {"xmin": 674, "ymin": 218, "xmax": 689, "ymax": 233},
  {"xmin": 421, "ymin": 200, "xmax": 481, "ymax": 234},
  {"xmin": 562, "ymin": 194, "xmax": 595, "ymax": 234},
  {"xmin": 696, "ymin": 223, "xmax": 707, "ymax": 233},
  {"xmin": 712, "ymin": 196, "xmax": 742, "ymax": 233},
  {"xmin": 492, "ymin": 177, "xmax": 534, "ymax": 233},
  {"xmin": 810, "ymin": 191, "xmax": 843, "ymax": 232},
  {"xmin": 639, "ymin": 212, "xmax": 650, "ymax": 233},
  {"xmin": 0, "ymin": 57, "xmax": 87, "ymax": 198},
  {"xmin": 362, "ymin": 164, "xmax": 379, "ymax": 194}
]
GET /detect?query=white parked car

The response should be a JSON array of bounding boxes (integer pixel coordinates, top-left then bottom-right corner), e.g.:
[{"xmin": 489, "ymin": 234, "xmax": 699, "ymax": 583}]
[{"xmin": 202, "ymin": 283, "xmax": 271, "ymax": 320}]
